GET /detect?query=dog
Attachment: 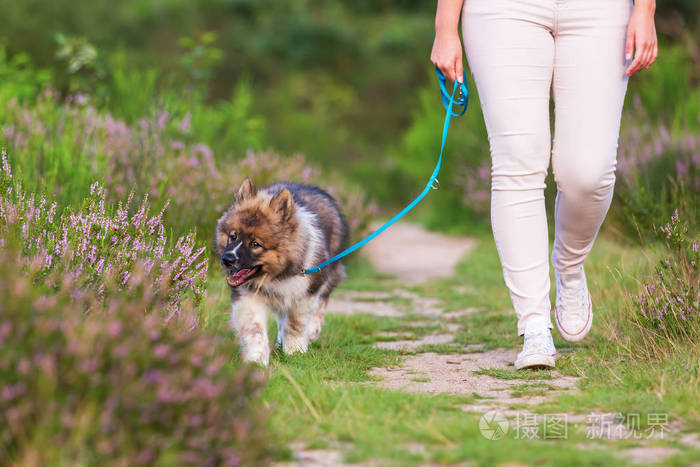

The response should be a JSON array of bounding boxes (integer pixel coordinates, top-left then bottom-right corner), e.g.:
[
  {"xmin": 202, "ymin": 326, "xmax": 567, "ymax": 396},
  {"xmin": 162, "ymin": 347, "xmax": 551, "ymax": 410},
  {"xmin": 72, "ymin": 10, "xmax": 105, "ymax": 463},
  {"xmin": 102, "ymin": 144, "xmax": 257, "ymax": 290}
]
[{"xmin": 215, "ymin": 178, "xmax": 348, "ymax": 365}]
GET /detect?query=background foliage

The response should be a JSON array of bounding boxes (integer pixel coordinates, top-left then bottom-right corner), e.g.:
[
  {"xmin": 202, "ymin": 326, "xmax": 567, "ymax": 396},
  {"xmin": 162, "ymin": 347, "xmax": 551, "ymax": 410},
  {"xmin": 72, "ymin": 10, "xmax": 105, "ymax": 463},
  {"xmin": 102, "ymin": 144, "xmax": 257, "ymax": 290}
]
[
  {"xmin": 0, "ymin": 1, "xmax": 698, "ymax": 463},
  {"xmin": 2, "ymin": 0, "xmax": 696, "ymax": 233}
]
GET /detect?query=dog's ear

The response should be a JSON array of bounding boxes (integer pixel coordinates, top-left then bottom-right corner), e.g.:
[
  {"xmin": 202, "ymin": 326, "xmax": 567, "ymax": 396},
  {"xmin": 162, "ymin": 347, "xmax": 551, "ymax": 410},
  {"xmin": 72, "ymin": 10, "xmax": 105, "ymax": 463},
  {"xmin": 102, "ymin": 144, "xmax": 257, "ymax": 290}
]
[
  {"xmin": 269, "ymin": 189, "xmax": 295, "ymax": 222},
  {"xmin": 236, "ymin": 178, "xmax": 256, "ymax": 202}
]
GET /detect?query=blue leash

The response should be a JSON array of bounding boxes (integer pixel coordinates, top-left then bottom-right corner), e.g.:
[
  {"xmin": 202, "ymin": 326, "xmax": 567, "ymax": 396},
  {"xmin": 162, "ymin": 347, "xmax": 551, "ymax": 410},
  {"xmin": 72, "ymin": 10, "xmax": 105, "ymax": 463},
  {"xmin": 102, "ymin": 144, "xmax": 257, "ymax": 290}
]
[{"xmin": 304, "ymin": 67, "xmax": 469, "ymax": 275}]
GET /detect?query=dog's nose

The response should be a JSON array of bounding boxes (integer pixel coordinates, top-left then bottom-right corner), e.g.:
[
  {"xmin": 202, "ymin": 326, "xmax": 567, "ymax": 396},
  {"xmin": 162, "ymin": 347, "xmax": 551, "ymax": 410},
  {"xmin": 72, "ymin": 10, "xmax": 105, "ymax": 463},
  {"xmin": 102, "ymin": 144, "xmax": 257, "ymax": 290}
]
[{"xmin": 221, "ymin": 251, "xmax": 237, "ymax": 268}]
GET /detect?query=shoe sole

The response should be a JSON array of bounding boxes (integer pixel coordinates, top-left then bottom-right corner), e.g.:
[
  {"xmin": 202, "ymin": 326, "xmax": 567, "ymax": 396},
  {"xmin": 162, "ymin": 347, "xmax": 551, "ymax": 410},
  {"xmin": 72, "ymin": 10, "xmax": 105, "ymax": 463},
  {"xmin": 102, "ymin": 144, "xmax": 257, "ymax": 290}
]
[
  {"xmin": 555, "ymin": 292, "xmax": 593, "ymax": 343},
  {"xmin": 515, "ymin": 353, "xmax": 556, "ymax": 370}
]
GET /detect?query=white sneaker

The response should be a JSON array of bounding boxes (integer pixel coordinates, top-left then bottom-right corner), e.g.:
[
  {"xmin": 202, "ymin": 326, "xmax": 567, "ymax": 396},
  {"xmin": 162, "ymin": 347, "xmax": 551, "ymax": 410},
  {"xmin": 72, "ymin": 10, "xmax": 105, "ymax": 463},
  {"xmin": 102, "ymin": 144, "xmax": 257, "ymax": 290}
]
[
  {"xmin": 515, "ymin": 329, "xmax": 556, "ymax": 370},
  {"xmin": 554, "ymin": 267, "xmax": 593, "ymax": 342}
]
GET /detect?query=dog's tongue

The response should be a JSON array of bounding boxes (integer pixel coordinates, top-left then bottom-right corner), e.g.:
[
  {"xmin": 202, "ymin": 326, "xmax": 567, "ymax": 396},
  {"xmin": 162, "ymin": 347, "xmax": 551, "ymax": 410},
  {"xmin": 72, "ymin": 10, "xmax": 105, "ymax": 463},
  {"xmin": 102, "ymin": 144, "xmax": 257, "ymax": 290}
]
[{"xmin": 227, "ymin": 268, "xmax": 257, "ymax": 287}]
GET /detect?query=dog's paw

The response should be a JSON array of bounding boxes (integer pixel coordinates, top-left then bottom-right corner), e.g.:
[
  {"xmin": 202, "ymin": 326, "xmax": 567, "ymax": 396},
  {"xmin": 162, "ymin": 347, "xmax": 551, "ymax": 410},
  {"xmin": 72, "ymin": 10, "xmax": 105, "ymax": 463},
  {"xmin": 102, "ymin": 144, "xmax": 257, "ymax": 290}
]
[
  {"xmin": 307, "ymin": 320, "xmax": 322, "ymax": 343},
  {"xmin": 241, "ymin": 345, "xmax": 270, "ymax": 366},
  {"xmin": 307, "ymin": 325, "xmax": 321, "ymax": 343},
  {"xmin": 307, "ymin": 304, "xmax": 326, "ymax": 343},
  {"xmin": 282, "ymin": 334, "xmax": 309, "ymax": 355}
]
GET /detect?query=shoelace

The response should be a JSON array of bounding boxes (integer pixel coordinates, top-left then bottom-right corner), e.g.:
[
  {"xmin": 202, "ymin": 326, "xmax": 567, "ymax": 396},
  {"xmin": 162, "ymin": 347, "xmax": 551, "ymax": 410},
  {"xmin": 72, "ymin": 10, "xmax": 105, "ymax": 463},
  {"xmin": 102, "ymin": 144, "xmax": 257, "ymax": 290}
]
[
  {"xmin": 522, "ymin": 330, "xmax": 554, "ymax": 356},
  {"xmin": 557, "ymin": 276, "xmax": 589, "ymax": 320}
]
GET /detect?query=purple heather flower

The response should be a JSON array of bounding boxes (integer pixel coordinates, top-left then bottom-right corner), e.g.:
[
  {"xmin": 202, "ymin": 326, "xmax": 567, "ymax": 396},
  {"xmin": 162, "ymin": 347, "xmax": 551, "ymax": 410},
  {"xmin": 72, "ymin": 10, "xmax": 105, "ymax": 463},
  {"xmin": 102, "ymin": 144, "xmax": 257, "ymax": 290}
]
[
  {"xmin": 156, "ymin": 111, "xmax": 169, "ymax": 129},
  {"xmin": 675, "ymin": 159, "xmax": 688, "ymax": 176},
  {"xmin": 179, "ymin": 112, "xmax": 191, "ymax": 133},
  {"xmin": 136, "ymin": 449, "xmax": 155, "ymax": 465},
  {"xmin": 108, "ymin": 320, "xmax": 122, "ymax": 337},
  {"xmin": 170, "ymin": 140, "xmax": 185, "ymax": 151},
  {"xmin": 153, "ymin": 344, "xmax": 170, "ymax": 359}
]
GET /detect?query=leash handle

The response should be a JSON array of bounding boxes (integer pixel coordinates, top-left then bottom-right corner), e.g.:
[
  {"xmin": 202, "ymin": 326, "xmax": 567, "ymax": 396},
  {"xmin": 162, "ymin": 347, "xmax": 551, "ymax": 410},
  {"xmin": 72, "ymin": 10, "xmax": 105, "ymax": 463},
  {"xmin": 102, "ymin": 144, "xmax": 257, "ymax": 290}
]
[
  {"xmin": 304, "ymin": 68, "xmax": 468, "ymax": 275},
  {"xmin": 435, "ymin": 66, "xmax": 469, "ymax": 117}
]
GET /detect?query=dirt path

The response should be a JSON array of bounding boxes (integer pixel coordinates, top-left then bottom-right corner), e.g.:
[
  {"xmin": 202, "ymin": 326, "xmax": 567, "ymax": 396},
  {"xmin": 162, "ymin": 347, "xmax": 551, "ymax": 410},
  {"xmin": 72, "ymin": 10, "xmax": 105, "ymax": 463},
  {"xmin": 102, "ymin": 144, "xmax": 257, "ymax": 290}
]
[
  {"xmin": 361, "ymin": 222, "xmax": 476, "ymax": 284},
  {"xmin": 340, "ymin": 223, "xmax": 573, "ymax": 413},
  {"xmin": 332, "ymin": 288, "xmax": 578, "ymax": 415},
  {"xmin": 284, "ymin": 223, "xmax": 682, "ymax": 466},
  {"xmin": 324, "ymin": 288, "xmax": 682, "ymax": 466}
]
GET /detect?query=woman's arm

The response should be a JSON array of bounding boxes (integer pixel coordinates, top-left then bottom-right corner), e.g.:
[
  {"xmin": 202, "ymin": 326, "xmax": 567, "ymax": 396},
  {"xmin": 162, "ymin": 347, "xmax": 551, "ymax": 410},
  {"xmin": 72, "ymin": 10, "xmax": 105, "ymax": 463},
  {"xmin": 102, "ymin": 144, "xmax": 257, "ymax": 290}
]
[
  {"xmin": 431, "ymin": 0, "xmax": 465, "ymax": 83},
  {"xmin": 626, "ymin": 0, "xmax": 658, "ymax": 76}
]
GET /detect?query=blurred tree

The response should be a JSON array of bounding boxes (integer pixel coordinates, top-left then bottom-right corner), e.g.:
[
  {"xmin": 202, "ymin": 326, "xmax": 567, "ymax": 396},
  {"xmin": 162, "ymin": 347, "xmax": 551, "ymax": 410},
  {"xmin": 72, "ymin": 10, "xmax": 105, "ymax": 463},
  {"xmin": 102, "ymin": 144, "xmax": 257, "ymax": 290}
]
[
  {"xmin": 55, "ymin": 34, "xmax": 105, "ymax": 93},
  {"xmin": 178, "ymin": 31, "xmax": 223, "ymax": 93}
]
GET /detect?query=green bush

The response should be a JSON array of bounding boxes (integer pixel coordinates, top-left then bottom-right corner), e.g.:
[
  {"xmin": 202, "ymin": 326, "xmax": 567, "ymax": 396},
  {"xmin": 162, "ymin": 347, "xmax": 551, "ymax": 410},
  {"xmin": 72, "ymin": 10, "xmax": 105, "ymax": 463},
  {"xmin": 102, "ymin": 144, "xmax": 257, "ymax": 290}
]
[
  {"xmin": 626, "ymin": 44, "xmax": 700, "ymax": 131},
  {"xmin": 613, "ymin": 121, "xmax": 699, "ymax": 241},
  {"xmin": 611, "ymin": 43, "xmax": 699, "ymax": 240},
  {"xmin": 0, "ymin": 47, "xmax": 51, "ymax": 103}
]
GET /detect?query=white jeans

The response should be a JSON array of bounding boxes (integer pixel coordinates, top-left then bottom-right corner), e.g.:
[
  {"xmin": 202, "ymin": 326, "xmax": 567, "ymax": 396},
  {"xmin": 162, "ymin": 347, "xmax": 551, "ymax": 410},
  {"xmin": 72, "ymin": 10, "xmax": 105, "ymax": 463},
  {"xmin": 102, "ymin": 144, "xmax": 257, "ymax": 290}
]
[{"xmin": 462, "ymin": 0, "xmax": 632, "ymax": 335}]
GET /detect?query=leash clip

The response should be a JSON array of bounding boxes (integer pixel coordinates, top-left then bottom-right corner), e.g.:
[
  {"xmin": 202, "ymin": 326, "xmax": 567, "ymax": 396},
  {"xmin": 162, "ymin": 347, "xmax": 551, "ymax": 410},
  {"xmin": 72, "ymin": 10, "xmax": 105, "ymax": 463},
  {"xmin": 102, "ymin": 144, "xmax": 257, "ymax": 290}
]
[{"xmin": 430, "ymin": 178, "xmax": 440, "ymax": 190}]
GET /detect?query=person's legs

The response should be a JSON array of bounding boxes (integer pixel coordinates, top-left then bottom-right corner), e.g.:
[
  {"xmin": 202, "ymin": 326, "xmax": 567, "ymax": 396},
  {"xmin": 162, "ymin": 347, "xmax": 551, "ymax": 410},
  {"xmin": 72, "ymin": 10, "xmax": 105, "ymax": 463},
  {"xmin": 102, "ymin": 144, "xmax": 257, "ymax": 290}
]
[
  {"xmin": 551, "ymin": 0, "xmax": 632, "ymax": 275},
  {"xmin": 462, "ymin": 0, "xmax": 555, "ymax": 337},
  {"xmin": 550, "ymin": 0, "xmax": 632, "ymax": 340}
]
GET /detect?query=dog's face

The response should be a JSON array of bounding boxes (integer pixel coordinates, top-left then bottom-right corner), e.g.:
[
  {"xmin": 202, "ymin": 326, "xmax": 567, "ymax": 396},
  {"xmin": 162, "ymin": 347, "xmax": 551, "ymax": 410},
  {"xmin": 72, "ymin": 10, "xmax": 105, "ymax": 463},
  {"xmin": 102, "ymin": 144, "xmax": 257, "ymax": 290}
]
[{"xmin": 215, "ymin": 179, "xmax": 300, "ymax": 287}]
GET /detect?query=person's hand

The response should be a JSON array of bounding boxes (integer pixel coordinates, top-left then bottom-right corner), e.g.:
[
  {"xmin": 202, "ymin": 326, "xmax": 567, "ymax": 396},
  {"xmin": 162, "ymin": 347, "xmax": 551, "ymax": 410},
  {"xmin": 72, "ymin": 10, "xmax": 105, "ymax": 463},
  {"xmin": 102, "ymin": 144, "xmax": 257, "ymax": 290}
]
[
  {"xmin": 625, "ymin": 3, "xmax": 657, "ymax": 77},
  {"xmin": 431, "ymin": 31, "xmax": 464, "ymax": 83}
]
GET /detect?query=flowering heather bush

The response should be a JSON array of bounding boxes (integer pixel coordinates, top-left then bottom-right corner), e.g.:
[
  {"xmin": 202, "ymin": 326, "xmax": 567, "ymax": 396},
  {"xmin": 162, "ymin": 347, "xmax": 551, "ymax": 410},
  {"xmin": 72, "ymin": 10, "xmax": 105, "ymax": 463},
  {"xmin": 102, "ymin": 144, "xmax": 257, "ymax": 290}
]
[
  {"xmin": 1, "ymin": 90, "xmax": 376, "ymax": 239},
  {"xmin": 0, "ymin": 247, "xmax": 269, "ymax": 465},
  {"xmin": 0, "ymin": 151, "xmax": 208, "ymax": 319},
  {"xmin": 630, "ymin": 211, "xmax": 699, "ymax": 354},
  {"xmin": 613, "ymin": 116, "xmax": 699, "ymax": 240}
]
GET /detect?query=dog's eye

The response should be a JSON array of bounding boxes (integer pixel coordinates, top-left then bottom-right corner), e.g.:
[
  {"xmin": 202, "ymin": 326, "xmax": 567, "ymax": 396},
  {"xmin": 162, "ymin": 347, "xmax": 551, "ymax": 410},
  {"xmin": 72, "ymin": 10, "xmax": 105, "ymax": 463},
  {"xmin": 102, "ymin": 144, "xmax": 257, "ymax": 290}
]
[
  {"xmin": 229, "ymin": 232, "xmax": 237, "ymax": 242},
  {"xmin": 249, "ymin": 241, "xmax": 262, "ymax": 249}
]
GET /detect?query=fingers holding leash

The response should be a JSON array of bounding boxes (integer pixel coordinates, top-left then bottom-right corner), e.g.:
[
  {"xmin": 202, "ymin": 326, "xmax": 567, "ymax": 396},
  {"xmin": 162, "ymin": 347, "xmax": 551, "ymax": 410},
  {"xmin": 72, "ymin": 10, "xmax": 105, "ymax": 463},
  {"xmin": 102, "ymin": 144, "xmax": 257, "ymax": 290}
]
[{"xmin": 430, "ymin": 31, "xmax": 464, "ymax": 84}]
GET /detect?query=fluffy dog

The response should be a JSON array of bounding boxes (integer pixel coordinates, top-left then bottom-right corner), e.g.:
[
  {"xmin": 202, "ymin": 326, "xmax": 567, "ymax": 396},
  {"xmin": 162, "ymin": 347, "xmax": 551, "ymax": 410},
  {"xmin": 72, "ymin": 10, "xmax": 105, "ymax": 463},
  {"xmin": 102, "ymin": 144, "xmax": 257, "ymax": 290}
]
[{"xmin": 215, "ymin": 178, "xmax": 348, "ymax": 365}]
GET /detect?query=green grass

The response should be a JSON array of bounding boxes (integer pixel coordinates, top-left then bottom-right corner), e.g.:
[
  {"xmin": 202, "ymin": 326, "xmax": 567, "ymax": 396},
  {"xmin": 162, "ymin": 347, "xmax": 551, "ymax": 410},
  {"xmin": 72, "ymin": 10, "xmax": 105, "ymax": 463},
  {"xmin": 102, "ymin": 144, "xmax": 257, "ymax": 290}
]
[
  {"xmin": 259, "ymin": 312, "xmax": 636, "ymax": 466},
  {"xmin": 411, "ymin": 376, "xmax": 431, "ymax": 383},
  {"xmin": 339, "ymin": 255, "xmax": 400, "ymax": 292},
  {"xmin": 508, "ymin": 382, "xmax": 558, "ymax": 398},
  {"xmin": 199, "ymin": 230, "xmax": 700, "ymax": 465},
  {"xmin": 473, "ymin": 367, "xmax": 555, "ymax": 382}
]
